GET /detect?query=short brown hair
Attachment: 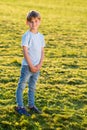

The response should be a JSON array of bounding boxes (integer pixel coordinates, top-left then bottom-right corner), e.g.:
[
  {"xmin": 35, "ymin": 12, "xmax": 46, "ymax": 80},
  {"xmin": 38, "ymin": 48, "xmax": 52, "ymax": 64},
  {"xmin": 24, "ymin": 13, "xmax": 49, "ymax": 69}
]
[{"xmin": 26, "ymin": 10, "xmax": 41, "ymax": 22}]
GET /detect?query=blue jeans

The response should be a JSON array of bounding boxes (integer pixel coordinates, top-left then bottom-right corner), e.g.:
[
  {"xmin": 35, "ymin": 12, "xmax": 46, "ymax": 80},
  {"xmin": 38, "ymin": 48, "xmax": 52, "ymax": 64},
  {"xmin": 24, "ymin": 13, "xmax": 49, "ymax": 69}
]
[{"xmin": 16, "ymin": 65, "xmax": 40, "ymax": 107}]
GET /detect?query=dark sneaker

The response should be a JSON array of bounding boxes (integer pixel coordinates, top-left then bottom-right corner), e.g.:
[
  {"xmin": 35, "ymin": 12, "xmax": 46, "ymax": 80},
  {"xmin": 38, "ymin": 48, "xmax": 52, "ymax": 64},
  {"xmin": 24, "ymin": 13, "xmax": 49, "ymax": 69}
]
[
  {"xmin": 14, "ymin": 106, "xmax": 30, "ymax": 116},
  {"xmin": 29, "ymin": 106, "xmax": 42, "ymax": 114}
]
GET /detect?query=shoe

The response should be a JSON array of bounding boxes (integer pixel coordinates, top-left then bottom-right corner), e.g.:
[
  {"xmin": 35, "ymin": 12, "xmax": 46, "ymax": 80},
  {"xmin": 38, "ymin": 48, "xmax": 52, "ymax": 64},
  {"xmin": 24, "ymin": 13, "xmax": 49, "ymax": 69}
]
[
  {"xmin": 14, "ymin": 106, "xmax": 30, "ymax": 116},
  {"xmin": 29, "ymin": 106, "xmax": 42, "ymax": 114}
]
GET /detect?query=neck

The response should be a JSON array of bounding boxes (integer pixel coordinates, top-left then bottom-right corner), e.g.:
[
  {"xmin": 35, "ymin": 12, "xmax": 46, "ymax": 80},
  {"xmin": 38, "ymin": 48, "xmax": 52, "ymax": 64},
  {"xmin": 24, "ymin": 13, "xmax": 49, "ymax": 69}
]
[{"xmin": 30, "ymin": 29, "xmax": 38, "ymax": 34}]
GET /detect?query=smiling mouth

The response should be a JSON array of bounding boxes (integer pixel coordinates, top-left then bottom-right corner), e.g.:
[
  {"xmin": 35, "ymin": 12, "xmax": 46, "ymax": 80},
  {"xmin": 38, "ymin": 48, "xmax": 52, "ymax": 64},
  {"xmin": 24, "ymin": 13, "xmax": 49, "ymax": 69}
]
[{"xmin": 32, "ymin": 26, "xmax": 36, "ymax": 28}]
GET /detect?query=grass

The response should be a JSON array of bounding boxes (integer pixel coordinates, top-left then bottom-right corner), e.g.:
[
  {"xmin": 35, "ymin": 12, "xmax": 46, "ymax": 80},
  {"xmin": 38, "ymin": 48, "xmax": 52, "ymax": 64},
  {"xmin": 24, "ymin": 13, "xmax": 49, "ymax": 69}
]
[{"xmin": 0, "ymin": 0, "xmax": 87, "ymax": 130}]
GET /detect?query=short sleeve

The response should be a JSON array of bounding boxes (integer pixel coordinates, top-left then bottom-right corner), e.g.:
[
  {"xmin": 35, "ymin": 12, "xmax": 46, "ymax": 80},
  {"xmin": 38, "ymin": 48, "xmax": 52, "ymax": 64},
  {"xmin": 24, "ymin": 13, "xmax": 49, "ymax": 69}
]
[
  {"xmin": 21, "ymin": 34, "xmax": 28, "ymax": 47},
  {"xmin": 42, "ymin": 35, "xmax": 45, "ymax": 47}
]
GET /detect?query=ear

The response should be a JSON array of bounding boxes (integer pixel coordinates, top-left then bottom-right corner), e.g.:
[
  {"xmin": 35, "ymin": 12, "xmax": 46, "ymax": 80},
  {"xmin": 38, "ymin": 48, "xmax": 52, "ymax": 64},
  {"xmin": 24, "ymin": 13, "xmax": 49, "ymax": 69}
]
[
  {"xmin": 26, "ymin": 20, "xmax": 29, "ymax": 25},
  {"xmin": 39, "ymin": 20, "xmax": 41, "ymax": 25}
]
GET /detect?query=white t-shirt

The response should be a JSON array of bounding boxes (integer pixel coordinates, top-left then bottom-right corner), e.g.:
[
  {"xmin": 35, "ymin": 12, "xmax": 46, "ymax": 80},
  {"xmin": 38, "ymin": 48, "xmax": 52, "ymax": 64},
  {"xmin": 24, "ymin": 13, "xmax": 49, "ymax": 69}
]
[{"xmin": 21, "ymin": 30, "xmax": 45, "ymax": 66}]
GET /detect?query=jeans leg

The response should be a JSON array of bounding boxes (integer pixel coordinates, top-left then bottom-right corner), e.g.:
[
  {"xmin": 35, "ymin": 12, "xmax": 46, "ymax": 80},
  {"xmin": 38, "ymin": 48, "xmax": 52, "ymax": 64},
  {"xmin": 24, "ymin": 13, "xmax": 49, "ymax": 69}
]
[
  {"xmin": 28, "ymin": 71, "xmax": 40, "ymax": 107},
  {"xmin": 16, "ymin": 65, "xmax": 31, "ymax": 107}
]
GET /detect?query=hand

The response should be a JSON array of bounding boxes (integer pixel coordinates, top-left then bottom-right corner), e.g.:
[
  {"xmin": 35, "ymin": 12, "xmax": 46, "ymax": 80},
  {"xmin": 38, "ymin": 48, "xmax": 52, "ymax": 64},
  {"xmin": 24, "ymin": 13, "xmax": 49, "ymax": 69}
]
[
  {"xmin": 30, "ymin": 65, "xmax": 38, "ymax": 73},
  {"xmin": 35, "ymin": 64, "xmax": 42, "ymax": 71}
]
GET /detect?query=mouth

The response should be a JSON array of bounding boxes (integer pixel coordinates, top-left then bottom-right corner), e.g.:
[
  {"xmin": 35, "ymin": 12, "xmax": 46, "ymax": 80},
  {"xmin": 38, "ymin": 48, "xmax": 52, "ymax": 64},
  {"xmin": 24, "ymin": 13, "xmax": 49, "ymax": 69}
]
[{"xmin": 32, "ymin": 27, "xmax": 37, "ymax": 28}]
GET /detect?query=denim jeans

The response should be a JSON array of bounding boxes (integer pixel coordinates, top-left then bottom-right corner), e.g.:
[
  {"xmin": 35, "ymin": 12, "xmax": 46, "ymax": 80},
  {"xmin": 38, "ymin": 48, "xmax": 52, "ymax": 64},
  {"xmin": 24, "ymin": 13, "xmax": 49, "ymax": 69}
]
[{"xmin": 16, "ymin": 65, "xmax": 40, "ymax": 107}]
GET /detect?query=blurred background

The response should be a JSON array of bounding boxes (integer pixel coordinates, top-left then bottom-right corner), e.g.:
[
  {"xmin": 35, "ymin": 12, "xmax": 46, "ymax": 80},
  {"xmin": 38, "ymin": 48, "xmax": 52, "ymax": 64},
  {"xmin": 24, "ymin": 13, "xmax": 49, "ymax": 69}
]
[{"xmin": 0, "ymin": 0, "xmax": 87, "ymax": 130}]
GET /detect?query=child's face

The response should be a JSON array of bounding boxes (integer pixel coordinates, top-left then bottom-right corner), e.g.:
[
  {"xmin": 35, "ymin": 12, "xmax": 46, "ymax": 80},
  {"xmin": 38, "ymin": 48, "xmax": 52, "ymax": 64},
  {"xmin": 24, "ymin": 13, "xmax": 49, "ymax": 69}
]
[{"xmin": 27, "ymin": 17, "xmax": 40, "ymax": 31}]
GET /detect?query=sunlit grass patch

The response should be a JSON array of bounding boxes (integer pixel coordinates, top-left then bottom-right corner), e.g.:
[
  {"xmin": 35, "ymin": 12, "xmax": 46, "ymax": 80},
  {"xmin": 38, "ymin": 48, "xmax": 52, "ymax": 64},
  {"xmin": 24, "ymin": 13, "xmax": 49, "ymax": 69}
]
[{"xmin": 0, "ymin": 0, "xmax": 87, "ymax": 129}]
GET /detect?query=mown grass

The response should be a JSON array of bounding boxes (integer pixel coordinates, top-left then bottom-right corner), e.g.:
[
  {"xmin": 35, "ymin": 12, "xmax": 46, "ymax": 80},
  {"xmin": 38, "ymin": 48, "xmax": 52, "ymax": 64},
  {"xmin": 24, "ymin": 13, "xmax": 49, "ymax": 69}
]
[{"xmin": 0, "ymin": 0, "xmax": 87, "ymax": 130}]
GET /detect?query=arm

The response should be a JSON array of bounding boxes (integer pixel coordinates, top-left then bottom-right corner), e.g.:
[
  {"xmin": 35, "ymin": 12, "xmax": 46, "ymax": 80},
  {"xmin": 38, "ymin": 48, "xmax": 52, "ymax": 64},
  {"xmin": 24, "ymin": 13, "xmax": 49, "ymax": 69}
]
[
  {"xmin": 22, "ymin": 46, "xmax": 38, "ymax": 73},
  {"xmin": 36, "ymin": 47, "xmax": 44, "ymax": 70},
  {"xmin": 39, "ymin": 47, "xmax": 44, "ymax": 67}
]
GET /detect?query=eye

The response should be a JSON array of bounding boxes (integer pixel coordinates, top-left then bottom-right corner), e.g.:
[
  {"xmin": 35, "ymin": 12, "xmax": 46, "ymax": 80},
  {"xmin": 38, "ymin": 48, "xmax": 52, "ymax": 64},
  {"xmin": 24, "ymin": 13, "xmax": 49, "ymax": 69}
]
[{"xmin": 30, "ymin": 20, "xmax": 34, "ymax": 24}]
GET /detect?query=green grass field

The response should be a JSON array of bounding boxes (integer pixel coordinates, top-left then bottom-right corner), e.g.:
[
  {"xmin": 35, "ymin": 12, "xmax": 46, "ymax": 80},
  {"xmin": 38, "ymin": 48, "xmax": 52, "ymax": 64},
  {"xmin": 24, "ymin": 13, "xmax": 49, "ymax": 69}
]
[{"xmin": 0, "ymin": 0, "xmax": 87, "ymax": 129}]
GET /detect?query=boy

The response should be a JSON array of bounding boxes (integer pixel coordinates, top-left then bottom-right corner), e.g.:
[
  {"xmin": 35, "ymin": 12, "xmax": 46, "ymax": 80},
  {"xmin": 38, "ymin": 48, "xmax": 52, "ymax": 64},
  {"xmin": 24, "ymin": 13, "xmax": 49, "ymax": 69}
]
[{"xmin": 15, "ymin": 10, "xmax": 45, "ymax": 116}]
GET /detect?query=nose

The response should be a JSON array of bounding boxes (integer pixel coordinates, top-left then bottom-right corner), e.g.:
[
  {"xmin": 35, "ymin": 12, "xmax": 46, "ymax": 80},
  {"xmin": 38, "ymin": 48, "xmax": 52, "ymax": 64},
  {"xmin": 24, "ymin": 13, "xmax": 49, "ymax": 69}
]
[{"xmin": 32, "ymin": 22, "xmax": 35, "ymax": 26}]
